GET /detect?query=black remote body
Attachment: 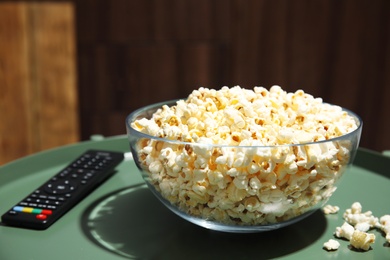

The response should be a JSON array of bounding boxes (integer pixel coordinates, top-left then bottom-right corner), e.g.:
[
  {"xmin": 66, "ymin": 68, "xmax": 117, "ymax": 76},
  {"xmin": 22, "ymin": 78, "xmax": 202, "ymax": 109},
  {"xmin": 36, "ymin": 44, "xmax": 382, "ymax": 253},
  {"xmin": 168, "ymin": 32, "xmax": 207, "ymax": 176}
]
[{"xmin": 1, "ymin": 150, "xmax": 124, "ymax": 230}]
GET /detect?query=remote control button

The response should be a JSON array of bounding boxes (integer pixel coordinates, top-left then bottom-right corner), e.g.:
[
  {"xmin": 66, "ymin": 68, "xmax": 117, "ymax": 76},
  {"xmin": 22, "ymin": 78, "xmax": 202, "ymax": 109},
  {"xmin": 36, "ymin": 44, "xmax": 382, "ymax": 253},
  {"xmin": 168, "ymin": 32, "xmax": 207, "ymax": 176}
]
[
  {"xmin": 22, "ymin": 207, "xmax": 34, "ymax": 213},
  {"xmin": 42, "ymin": 200, "xmax": 52, "ymax": 205},
  {"xmin": 50, "ymin": 201, "xmax": 62, "ymax": 206},
  {"xmin": 44, "ymin": 180, "xmax": 77, "ymax": 194},
  {"xmin": 13, "ymin": 206, "xmax": 24, "ymax": 212},
  {"xmin": 83, "ymin": 172, "xmax": 95, "ymax": 180},
  {"xmin": 41, "ymin": 209, "xmax": 52, "ymax": 215},
  {"xmin": 36, "ymin": 214, "xmax": 47, "ymax": 220},
  {"xmin": 76, "ymin": 169, "xmax": 86, "ymax": 174},
  {"xmin": 32, "ymin": 208, "xmax": 42, "ymax": 214}
]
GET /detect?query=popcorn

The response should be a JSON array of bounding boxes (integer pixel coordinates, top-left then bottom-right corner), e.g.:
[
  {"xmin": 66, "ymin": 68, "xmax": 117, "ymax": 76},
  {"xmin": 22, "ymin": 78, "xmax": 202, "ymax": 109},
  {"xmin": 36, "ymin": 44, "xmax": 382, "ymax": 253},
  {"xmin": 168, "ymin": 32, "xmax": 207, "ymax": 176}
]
[
  {"xmin": 131, "ymin": 86, "xmax": 359, "ymax": 225},
  {"xmin": 335, "ymin": 203, "xmax": 377, "ymax": 251},
  {"xmin": 343, "ymin": 202, "xmax": 379, "ymax": 229},
  {"xmin": 323, "ymin": 204, "xmax": 340, "ymax": 215},
  {"xmin": 323, "ymin": 239, "xmax": 340, "ymax": 251},
  {"xmin": 377, "ymin": 215, "xmax": 390, "ymax": 243},
  {"xmin": 355, "ymin": 222, "xmax": 371, "ymax": 232},
  {"xmin": 326, "ymin": 202, "xmax": 389, "ymax": 252},
  {"xmin": 350, "ymin": 230, "xmax": 376, "ymax": 251},
  {"xmin": 335, "ymin": 222, "xmax": 355, "ymax": 240}
]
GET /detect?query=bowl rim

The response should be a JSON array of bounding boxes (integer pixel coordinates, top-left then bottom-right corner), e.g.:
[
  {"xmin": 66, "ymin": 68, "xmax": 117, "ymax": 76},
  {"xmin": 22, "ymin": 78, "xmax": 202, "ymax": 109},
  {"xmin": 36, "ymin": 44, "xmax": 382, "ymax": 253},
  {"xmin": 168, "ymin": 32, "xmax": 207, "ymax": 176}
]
[{"xmin": 126, "ymin": 99, "xmax": 363, "ymax": 148}]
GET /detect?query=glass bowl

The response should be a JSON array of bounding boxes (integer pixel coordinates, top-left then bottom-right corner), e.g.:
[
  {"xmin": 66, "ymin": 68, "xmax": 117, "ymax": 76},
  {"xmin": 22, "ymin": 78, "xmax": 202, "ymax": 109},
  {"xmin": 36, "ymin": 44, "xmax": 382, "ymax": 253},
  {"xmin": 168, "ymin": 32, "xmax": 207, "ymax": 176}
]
[{"xmin": 126, "ymin": 100, "xmax": 362, "ymax": 233}]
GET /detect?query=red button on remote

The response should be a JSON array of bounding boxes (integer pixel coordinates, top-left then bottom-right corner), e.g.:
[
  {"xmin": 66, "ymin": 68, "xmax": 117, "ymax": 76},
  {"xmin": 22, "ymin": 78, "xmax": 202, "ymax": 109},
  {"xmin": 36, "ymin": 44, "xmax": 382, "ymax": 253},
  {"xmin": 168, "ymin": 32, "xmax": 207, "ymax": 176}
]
[
  {"xmin": 41, "ymin": 209, "xmax": 52, "ymax": 215},
  {"xmin": 36, "ymin": 214, "xmax": 47, "ymax": 220}
]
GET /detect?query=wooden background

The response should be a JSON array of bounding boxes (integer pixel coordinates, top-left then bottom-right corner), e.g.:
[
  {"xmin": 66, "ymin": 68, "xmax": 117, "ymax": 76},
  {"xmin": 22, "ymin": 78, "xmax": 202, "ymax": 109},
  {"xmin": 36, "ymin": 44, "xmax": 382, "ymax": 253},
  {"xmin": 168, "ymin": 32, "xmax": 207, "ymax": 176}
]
[
  {"xmin": 0, "ymin": 2, "xmax": 79, "ymax": 164},
  {"xmin": 1, "ymin": 0, "xmax": 390, "ymax": 164}
]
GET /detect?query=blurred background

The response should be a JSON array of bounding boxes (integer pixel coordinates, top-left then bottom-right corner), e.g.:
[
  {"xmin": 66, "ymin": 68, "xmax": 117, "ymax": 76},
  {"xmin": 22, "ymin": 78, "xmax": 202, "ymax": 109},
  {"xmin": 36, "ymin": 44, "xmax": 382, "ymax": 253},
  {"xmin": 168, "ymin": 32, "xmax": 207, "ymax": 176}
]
[{"xmin": 1, "ymin": 0, "xmax": 389, "ymax": 164}]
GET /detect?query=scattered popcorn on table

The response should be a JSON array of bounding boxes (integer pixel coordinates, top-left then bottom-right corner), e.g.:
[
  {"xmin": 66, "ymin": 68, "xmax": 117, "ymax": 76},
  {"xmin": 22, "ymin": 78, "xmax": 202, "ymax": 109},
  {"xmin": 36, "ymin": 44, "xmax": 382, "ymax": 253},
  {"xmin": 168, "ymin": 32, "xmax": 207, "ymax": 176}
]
[
  {"xmin": 333, "ymin": 203, "xmax": 377, "ymax": 251},
  {"xmin": 343, "ymin": 202, "xmax": 379, "ymax": 228},
  {"xmin": 131, "ymin": 86, "xmax": 359, "ymax": 225},
  {"xmin": 323, "ymin": 239, "xmax": 340, "ymax": 251},
  {"xmin": 323, "ymin": 204, "xmax": 340, "ymax": 215},
  {"xmin": 325, "ymin": 202, "xmax": 389, "ymax": 252}
]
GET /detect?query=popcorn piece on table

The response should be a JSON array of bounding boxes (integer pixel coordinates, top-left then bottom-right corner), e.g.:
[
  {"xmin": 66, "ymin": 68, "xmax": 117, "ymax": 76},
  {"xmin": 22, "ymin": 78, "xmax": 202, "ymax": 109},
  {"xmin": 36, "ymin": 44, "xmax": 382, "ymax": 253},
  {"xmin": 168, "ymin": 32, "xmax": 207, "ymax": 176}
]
[
  {"xmin": 355, "ymin": 222, "xmax": 371, "ymax": 232},
  {"xmin": 335, "ymin": 222, "xmax": 355, "ymax": 240},
  {"xmin": 377, "ymin": 215, "xmax": 390, "ymax": 243},
  {"xmin": 323, "ymin": 204, "xmax": 340, "ymax": 215},
  {"xmin": 323, "ymin": 239, "xmax": 340, "ymax": 251},
  {"xmin": 350, "ymin": 230, "xmax": 376, "ymax": 251}
]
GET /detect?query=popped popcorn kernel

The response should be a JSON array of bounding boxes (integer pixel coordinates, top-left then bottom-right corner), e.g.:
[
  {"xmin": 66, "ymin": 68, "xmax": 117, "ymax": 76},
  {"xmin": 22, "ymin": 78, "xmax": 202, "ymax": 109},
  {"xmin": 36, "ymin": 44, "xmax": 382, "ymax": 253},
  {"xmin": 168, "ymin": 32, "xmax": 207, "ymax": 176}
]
[
  {"xmin": 131, "ymin": 86, "xmax": 360, "ymax": 226},
  {"xmin": 350, "ymin": 230, "xmax": 375, "ymax": 251},
  {"xmin": 323, "ymin": 204, "xmax": 340, "ymax": 215},
  {"xmin": 323, "ymin": 239, "xmax": 340, "ymax": 251},
  {"xmin": 378, "ymin": 215, "xmax": 390, "ymax": 243},
  {"xmin": 335, "ymin": 222, "xmax": 355, "ymax": 240}
]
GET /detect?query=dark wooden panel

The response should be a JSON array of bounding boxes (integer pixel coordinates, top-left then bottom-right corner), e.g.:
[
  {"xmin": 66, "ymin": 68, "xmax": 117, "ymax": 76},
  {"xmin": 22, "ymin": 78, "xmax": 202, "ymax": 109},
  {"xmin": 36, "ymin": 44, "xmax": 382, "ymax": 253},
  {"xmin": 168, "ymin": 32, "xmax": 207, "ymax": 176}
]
[
  {"xmin": 231, "ymin": 0, "xmax": 315, "ymax": 89},
  {"xmin": 178, "ymin": 43, "xmax": 230, "ymax": 96},
  {"xmin": 108, "ymin": 0, "xmax": 153, "ymax": 43},
  {"xmin": 74, "ymin": 0, "xmax": 390, "ymax": 152},
  {"xmin": 325, "ymin": 0, "xmax": 390, "ymax": 151}
]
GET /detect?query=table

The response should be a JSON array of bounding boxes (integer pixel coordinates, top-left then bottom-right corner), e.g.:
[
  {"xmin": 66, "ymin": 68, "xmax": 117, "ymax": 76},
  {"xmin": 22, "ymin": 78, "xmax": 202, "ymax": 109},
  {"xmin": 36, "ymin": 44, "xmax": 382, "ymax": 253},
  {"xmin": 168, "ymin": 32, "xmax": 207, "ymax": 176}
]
[{"xmin": 1, "ymin": 135, "xmax": 389, "ymax": 259}]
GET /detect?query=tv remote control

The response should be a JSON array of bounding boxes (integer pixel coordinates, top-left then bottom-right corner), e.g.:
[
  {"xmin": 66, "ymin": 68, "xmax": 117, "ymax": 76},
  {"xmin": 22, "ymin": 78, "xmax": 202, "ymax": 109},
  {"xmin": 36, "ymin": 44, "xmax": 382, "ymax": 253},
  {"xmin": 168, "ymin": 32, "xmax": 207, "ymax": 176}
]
[{"xmin": 1, "ymin": 149, "xmax": 124, "ymax": 230}]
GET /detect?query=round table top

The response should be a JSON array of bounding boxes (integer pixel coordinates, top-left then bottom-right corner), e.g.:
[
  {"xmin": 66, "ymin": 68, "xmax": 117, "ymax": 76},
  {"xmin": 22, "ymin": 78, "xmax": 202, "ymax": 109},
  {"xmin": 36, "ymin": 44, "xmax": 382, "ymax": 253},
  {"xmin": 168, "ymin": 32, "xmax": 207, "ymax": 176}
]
[{"xmin": 1, "ymin": 135, "xmax": 389, "ymax": 259}]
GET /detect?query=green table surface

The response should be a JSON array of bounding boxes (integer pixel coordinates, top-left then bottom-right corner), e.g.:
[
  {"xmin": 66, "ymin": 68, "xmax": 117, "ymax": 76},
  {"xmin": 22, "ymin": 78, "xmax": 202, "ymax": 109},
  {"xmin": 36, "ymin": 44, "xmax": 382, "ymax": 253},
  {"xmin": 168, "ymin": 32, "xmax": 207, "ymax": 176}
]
[{"xmin": 0, "ymin": 135, "xmax": 389, "ymax": 260}]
